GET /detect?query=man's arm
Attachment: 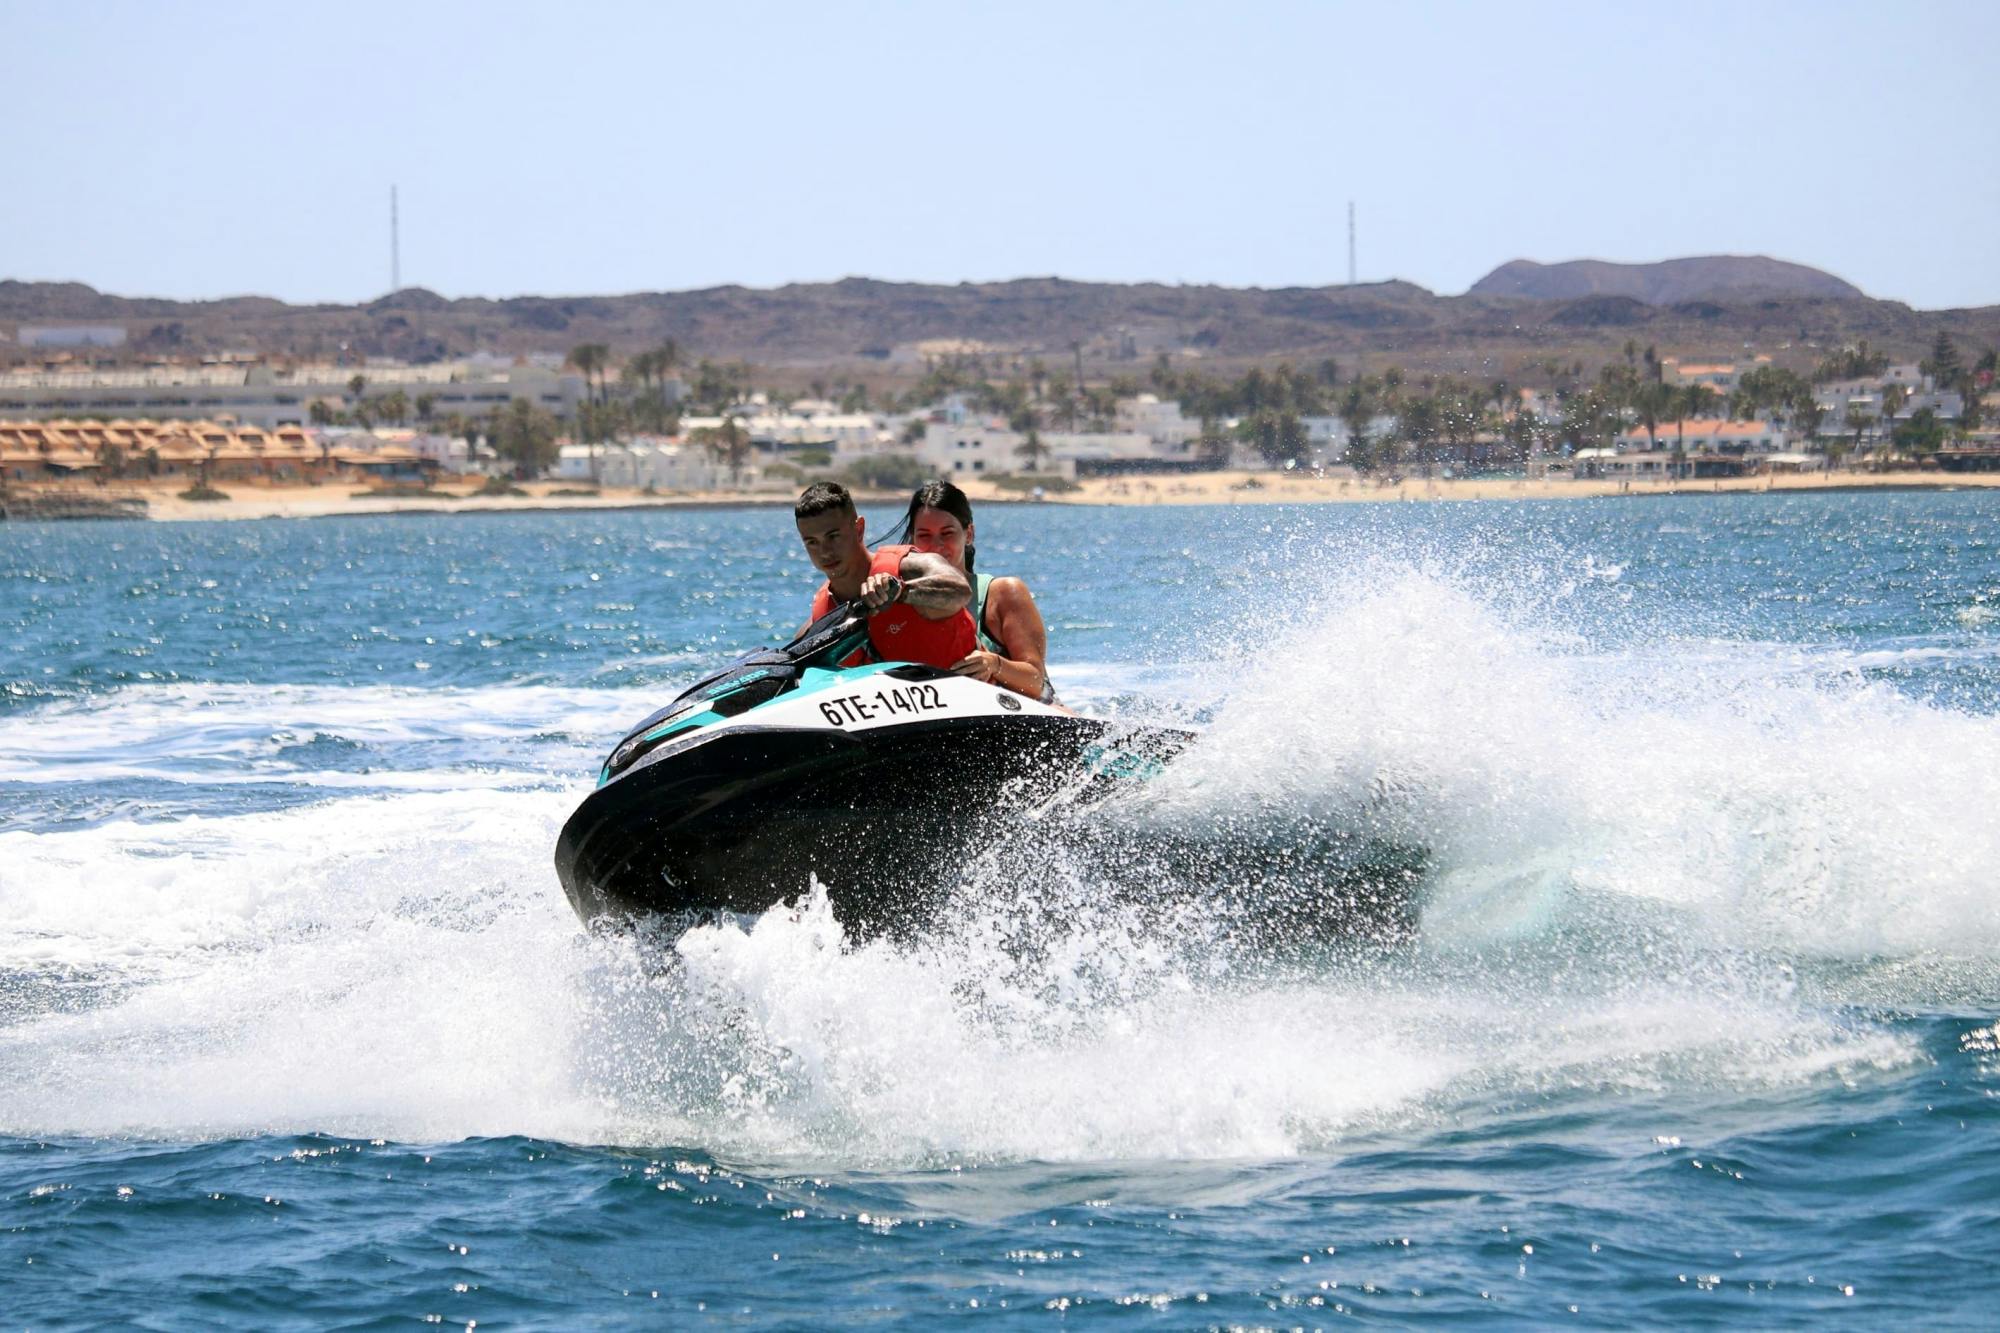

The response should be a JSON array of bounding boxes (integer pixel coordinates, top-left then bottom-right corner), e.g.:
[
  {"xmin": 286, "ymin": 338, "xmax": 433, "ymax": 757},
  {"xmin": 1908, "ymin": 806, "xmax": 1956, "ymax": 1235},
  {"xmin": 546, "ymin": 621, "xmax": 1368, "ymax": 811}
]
[{"xmin": 892, "ymin": 550, "xmax": 972, "ymax": 620}]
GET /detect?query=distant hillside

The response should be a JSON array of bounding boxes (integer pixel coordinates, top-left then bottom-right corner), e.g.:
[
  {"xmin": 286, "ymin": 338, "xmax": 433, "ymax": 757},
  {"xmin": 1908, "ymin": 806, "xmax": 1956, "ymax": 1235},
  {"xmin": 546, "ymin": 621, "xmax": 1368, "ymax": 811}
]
[
  {"xmin": 3, "ymin": 271, "xmax": 1991, "ymax": 375},
  {"xmin": 1470, "ymin": 256, "xmax": 1865, "ymax": 305}
]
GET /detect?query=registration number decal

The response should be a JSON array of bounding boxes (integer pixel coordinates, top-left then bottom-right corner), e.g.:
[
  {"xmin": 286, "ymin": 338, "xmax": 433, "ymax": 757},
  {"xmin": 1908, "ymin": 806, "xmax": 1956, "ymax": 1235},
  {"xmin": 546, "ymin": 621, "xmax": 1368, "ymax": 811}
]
[{"xmin": 818, "ymin": 683, "xmax": 947, "ymax": 726}]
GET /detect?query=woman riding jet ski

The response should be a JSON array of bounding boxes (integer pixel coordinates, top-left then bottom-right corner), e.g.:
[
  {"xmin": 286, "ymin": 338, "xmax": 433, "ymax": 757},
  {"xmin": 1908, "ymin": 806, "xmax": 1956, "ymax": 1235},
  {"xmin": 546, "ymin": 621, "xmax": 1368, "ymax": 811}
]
[{"xmin": 552, "ymin": 594, "xmax": 1192, "ymax": 935}]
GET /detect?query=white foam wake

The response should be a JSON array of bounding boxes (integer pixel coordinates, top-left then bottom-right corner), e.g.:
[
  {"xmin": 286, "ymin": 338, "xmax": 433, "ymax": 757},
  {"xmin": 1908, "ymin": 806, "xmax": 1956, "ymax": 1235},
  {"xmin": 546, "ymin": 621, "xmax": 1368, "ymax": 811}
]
[
  {"xmin": 0, "ymin": 558, "xmax": 1982, "ymax": 1158},
  {"xmin": 1156, "ymin": 563, "xmax": 2000, "ymax": 964},
  {"xmin": 0, "ymin": 783, "xmax": 1920, "ymax": 1158},
  {"xmin": 0, "ymin": 683, "xmax": 644, "ymax": 790}
]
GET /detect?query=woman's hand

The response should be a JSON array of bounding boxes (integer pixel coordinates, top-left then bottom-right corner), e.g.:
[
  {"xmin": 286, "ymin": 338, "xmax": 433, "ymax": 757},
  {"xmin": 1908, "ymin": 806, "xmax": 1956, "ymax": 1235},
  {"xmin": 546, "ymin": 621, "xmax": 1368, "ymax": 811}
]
[{"xmin": 949, "ymin": 650, "xmax": 1004, "ymax": 683}]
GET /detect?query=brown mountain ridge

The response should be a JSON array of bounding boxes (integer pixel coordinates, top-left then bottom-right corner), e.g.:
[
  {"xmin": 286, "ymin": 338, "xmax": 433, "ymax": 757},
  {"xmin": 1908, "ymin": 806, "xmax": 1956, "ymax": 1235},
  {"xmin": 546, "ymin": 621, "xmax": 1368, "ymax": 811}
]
[
  {"xmin": 1469, "ymin": 255, "xmax": 1865, "ymax": 305},
  {"xmin": 3, "ymin": 268, "xmax": 1992, "ymax": 373}
]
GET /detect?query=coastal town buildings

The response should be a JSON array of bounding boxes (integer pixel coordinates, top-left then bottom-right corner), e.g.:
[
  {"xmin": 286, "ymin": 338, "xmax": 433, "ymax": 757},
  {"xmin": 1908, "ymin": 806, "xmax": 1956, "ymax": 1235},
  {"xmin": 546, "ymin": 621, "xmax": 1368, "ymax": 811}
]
[
  {"xmin": 0, "ymin": 418, "xmax": 432, "ymax": 484},
  {"xmin": 0, "ymin": 360, "xmax": 584, "ymax": 429},
  {"xmin": 5, "ymin": 341, "xmax": 1991, "ymax": 495}
]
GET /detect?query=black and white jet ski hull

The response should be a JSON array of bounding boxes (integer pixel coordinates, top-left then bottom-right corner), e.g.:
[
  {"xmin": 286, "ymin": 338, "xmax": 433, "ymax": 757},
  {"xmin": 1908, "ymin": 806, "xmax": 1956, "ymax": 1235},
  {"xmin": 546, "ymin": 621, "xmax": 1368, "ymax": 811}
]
[{"xmin": 554, "ymin": 663, "xmax": 1186, "ymax": 933}]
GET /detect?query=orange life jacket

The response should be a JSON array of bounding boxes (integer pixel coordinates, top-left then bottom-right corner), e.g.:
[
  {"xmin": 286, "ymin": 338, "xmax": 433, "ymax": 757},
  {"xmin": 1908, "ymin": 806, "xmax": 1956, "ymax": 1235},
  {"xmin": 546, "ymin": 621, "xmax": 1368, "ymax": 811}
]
[{"xmin": 810, "ymin": 544, "xmax": 978, "ymax": 669}]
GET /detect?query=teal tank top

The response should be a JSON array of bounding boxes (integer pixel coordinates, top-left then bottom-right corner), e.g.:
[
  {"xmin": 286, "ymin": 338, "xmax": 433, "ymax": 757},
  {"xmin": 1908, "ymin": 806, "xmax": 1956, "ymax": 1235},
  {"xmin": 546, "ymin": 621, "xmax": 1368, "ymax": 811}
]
[
  {"xmin": 972, "ymin": 570, "xmax": 1057, "ymax": 704},
  {"xmin": 970, "ymin": 572, "xmax": 1003, "ymax": 654}
]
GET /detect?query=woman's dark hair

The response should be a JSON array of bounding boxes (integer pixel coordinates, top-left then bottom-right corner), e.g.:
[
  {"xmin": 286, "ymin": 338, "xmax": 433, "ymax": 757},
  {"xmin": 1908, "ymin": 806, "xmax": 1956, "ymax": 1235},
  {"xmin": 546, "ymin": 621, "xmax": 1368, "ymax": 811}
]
[{"xmin": 895, "ymin": 479, "xmax": 976, "ymax": 575}]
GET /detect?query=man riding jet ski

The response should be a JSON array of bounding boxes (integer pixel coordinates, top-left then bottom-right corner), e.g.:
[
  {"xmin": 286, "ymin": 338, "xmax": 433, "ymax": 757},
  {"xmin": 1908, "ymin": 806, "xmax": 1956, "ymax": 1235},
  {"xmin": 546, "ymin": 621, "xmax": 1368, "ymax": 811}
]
[
  {"xmin": 552, "ymin": 595, "xmax": 1190, "ymax": 934},
  {"xmin": 793, "ymin": 480, "xmax": 980, "ymax": 671},
  {"xmin": 556, "ymin": 484, "xmax": 1424, "ymax": 940}
]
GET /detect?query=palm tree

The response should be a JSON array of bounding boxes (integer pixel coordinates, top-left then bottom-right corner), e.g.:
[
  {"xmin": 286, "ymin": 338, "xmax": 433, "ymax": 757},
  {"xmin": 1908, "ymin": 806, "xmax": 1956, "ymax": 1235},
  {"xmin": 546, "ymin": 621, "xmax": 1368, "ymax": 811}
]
[
  {"xmin": 1046, "ymin": 371, "xmax": 1076, "ymax": 431},
  {"xmin": 651, "ymin": 339, "xmax": 681, "ymax": 389},
  {"xmin": 1337, "ymin": 380, "xmax": 1377, "ymax": 471},
  {"xmin": 1082, "ymin": 385, "xmax": 1118, "ymax": 429},
  {"xmin": 1876, "ymin": 383, "xmax": 1908, "ymax": 470},
  {"xmin": 566, "ymin": 343, "xmax": 610, "ymax": 405},
  {"xmin": 621, "ymin": 349, "xmax": 668, "ymax": 434},
  {"xmin": 1669, "ymin": 384, "xmax": 1717, "ymax": 478},
  {"xmin": 1630, "ymin": 379, "xmax": 1675, "ymax": 456},
  {"xmin": 1824, "ymin": 402, "xmax": 1867, "ymax": 473},
  {"xmin": 1396, "ymin": 392, "xmax": 1441, "ymax": 476},
  {"xmin": 566, "ymin": 343, "xmax": 611, "ymax": 481},
  {"xmin": 622, "ymin": 348, "xmax": 659, "ymax": 396},
  {"xmin": 1792, "ymin": 395, "xmax": 1828, "ymax": 459},
  {"xmin": 494, "ymin": 397, "xmax": 559, "ymax": 476},
  {"xmin": 1559, "ymin": 387, "xmax": 1622, "ymax": 466},
  {"xmin": 1433, "ymin": 386, "xmax": 1486, "ymax": 471},
  {"xmin": 690, "ymin": 417, "xmax": 752, "ymax": 488},
  {"xmin": 1015, "ymin": 428, "xmax": 1051, "ymax": 473}
]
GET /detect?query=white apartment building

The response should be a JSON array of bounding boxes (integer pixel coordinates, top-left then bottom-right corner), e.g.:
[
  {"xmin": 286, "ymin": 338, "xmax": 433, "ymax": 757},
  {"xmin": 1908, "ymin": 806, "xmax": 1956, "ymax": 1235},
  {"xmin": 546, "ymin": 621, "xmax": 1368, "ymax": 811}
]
[
  {"xmin": 1814, "ymin": 371, "xmax": 1959, "ymax": 433},
  {"xmin": 917, "ymin": 422, "xmax": 1038, "ymax": 477},
  {"xmin": 1895, "ymin": 388, "xmax": 1964, "ymax": 420},
  {"xmin": 405, "ymin": 430, "xmax": 498, "ymax": 475},
  {"xmin": 836, "ymin": 416, "xmax": 919, "ymax": 463},
  {"xmin": 917, "ymin": 421, "xmax": 1175, "ymax": 479},
  {"xmin": 554, "ymin": 440, "xmax": 733, "ymax": 490},
  {"xmin": 681, "ymin": 410, "xmax": 891, "ymax": 453},
  {"xmin": 1298, "ymin": 418, "xmax": 1349, "ymax": 464},
  {"xmin": 1114, "ymin": 394, "xmax": 1200, "ymax": 449},
  {"xmin": 1041, "ymin": 430, "xmax": 1156, "ymax": 472},
  {"xmin": 1612, "ymin": 419, "xmax": 1790, "ymax": 453},
  {"xmin": 1661, "ymin": 356, "xmax": 1771, "ymax": 393}
]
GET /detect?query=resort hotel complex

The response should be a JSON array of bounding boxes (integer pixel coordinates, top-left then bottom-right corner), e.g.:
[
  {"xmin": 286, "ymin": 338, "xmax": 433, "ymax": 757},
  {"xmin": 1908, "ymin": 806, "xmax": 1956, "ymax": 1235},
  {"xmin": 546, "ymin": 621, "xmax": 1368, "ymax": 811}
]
[{"xmin": 2, "ymin": 342, "xmax": 1996, "ymax": 506}]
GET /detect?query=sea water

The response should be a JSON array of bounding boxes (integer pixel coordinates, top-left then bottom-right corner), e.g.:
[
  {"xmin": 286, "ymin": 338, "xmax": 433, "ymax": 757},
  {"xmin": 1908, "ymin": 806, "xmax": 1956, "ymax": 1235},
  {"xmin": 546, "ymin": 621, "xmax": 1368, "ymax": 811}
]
[{"xmin": 2, "ymin": 494, "xmax": 1997, "ymax": 1326}]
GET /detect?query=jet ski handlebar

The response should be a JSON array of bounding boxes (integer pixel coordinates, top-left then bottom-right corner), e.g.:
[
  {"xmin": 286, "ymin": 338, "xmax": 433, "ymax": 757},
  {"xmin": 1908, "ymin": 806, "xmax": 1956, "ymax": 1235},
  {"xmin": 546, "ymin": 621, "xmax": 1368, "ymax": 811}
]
[
  {"xmin": 833, "ymin": 576, "xmax": 902, "ymax": 618},
  {"xmin": 780, "ymin": 577, "xmax": 903, "ymax": 666},
  {"xmin": 867, "ymin": 575, "xmax": 904, "ymax": 609}
]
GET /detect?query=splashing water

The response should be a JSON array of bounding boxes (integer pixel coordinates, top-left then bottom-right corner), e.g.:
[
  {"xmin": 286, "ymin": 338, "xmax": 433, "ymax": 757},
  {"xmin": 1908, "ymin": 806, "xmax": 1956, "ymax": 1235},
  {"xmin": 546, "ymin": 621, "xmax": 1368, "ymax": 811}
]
[
  {"xmin": 3, "ymin": 501, "xmax": 1997, "ymax": 1323},
  {"xmin": 5, "ymin": 521, "xmax": 1991, "ymax": 1156}
]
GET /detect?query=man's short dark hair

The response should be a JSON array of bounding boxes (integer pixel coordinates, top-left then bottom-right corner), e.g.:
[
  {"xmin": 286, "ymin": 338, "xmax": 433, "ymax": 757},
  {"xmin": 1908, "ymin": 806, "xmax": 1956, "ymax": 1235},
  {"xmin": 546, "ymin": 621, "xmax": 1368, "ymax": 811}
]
[{"xmin": 795, "ymin": 482, "xmax": 856, "ymax": 521}]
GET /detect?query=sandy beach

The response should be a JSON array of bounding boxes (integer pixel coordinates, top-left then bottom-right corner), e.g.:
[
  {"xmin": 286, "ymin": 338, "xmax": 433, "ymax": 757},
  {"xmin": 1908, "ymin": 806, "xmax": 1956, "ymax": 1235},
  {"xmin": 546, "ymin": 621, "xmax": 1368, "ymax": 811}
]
[
  {"xmin": 1045, "ymin": 469, "xmax": 2000, "ymax": 507},
  {"xmin": 27, "ymin": 468, "xmax": 1999, "ymax": 523}
]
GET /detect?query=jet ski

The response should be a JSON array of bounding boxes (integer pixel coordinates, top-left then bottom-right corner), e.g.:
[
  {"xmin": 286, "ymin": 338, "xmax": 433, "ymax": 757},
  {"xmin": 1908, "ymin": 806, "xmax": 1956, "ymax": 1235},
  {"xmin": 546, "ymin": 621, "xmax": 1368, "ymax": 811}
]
[{"xmin": 554, "ymin": 598, "xmax": 1194, "ymax": 934}]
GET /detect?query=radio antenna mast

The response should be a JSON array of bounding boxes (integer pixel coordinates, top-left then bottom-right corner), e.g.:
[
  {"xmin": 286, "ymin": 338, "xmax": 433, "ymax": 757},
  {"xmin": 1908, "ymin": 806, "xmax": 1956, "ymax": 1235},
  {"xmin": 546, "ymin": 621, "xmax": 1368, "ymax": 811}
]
[{"xmin": 1347, "ymin": 201, "xmax": 1356, "ymax": 285}]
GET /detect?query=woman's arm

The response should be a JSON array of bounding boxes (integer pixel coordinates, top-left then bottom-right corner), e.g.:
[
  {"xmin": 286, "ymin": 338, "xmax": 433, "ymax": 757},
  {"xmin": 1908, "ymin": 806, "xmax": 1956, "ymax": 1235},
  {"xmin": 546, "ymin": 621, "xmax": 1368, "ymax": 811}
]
[{"xmin": 954, "ymin": 576, "xmax": 1050, "ymax": 699}]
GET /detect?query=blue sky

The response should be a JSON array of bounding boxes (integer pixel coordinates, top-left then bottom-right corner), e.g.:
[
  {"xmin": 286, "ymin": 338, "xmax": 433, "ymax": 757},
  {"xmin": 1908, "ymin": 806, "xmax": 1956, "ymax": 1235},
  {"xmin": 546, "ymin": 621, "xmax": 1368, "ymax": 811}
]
[{"xmin": 9, "ymin": 0, "xmax": 1997, "ymax": 309}]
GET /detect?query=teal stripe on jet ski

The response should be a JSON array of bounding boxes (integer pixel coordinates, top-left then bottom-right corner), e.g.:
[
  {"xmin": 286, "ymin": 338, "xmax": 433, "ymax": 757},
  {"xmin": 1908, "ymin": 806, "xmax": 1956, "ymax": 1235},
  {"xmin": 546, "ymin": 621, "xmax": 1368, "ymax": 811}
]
[
  {"xmin": 793, "ymin": 662, "xmax": 900, "ymax": 695},
  {"xmin": 596, "ymin": 662, "xmax": 911, "ymax": 786}
]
